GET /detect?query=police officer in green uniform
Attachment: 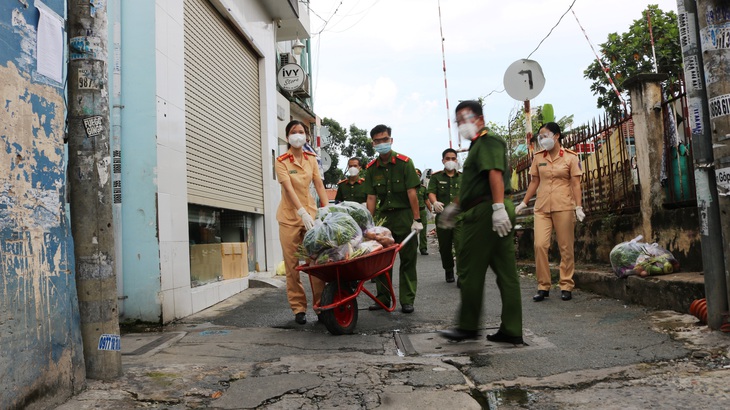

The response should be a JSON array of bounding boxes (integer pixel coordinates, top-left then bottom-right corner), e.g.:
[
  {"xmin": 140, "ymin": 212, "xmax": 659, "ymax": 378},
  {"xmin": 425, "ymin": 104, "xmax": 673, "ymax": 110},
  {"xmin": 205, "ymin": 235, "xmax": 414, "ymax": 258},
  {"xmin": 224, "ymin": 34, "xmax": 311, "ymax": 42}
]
[
  {"xmin": 363, "ymin": 124, "xmax": 423, "ymax": 314},
  {"xmin": 335, "ymin": 157, "xmax": 367, "ymax": 204},
  {"xmin": 415, "ymin": 168, "xmax": 430, "ymax": 256},
  {"xmin": 427, "ymin": 148, "xmax": 462, "ymax": 283},
  {"xmin": 438, "ymin": 100, "xmax": 523, "ymax": 344}
]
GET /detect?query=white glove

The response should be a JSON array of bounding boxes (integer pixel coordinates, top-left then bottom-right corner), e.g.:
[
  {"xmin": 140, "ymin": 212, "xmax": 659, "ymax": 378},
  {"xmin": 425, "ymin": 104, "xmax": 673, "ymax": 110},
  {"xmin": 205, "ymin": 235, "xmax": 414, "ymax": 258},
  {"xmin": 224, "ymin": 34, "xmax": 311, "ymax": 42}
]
[
  {"xmin": 411, "ymin": 220, "xmax": 424, "ymax": 232},
  {"xmin": 575, "ymin": 206, "xmax": 586, "ymax": 222},
  {"xmin": 297, "ymin": 207, "xmax": 315, "ymax": 231},
  {"xmin": 432, "ymin": 201, "xmax": 445, "ymax": 213},
  {"xmin": 492, "ymin": 203, "xmax": 512, "ymax": 237},
  {"xmin": 438, "ymin": 203, "xmax": 461, "ymax": 229},
  {"xmin": 515, "ymin": 202, "xmax": 527, "ymax": 215}
]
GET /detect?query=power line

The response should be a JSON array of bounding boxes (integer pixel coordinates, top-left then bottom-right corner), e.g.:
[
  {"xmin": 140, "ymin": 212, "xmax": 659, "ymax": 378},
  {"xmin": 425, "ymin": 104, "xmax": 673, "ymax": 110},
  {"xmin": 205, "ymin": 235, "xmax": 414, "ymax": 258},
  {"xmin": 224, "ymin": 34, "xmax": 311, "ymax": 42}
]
[
  {"xmin": 526, "ymin": 0, "xmax": 577, "ymax": 59},
  {"xmin": 314, "ymin": 1, "xmax": 344, "ymax": 35}
]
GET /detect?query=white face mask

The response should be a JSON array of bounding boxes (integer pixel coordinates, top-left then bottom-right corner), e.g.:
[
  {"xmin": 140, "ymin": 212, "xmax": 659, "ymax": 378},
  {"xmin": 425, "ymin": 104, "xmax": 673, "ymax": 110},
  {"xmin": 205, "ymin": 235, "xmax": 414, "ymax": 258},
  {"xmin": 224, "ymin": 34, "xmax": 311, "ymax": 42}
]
[
  {"xmin": 444, "ymin": 160, "xmax": 458, "ymax": 171},
  {"xmin": 348, "ymin": 167, "xmax": 359, "ymax": 177},
  {"xmin": 288, "ymin": 133, "xmax": 306, "ymax": 148},
  {"xmin": 458, "ymin": 123, "xmax": 478, "ymax": 141},
  {"xmin": 539, "ymin": 134, "xmax": 555, "ymax": 151}
]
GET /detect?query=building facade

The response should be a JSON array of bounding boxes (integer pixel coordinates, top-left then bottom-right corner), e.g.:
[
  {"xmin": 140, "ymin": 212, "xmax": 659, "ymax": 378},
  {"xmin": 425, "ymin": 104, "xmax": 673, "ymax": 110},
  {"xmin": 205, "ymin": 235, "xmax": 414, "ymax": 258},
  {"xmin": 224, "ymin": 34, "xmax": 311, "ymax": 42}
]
[
  {"xmin": 112, "ymin": 0, "xmax": 317, "ymax": 323},
  {"xmin": 0, "ymin": 1, "xmax": 85, "ymax": 407}
]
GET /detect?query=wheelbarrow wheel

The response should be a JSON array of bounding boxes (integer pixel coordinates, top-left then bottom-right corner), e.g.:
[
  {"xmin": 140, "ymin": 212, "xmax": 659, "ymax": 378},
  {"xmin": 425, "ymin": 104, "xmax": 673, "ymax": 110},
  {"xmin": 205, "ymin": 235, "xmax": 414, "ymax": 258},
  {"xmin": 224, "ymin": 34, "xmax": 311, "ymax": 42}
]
[{"xmin": 320, "ymin": 282, "xmax": 358, "ymax": 335}]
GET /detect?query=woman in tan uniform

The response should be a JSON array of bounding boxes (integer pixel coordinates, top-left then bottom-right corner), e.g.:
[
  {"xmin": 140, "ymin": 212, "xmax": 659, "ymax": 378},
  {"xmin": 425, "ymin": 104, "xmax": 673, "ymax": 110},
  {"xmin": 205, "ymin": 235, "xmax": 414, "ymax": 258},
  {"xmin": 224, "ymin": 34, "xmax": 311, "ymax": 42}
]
[
  {"xmin": 276, "ymin": 120, "xmax": 329, "ymax": 324},
  {"xmin": 516, "ymin": 122, "xmax": 585, "ymax": 302}
]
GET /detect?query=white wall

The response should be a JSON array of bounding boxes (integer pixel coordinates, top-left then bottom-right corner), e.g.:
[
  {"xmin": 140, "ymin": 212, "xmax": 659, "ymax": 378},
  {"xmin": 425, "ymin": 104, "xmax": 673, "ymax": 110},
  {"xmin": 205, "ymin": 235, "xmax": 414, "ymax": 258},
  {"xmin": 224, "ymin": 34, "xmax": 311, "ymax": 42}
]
[{"xmin": 153, "ymin": 0, "xmax": 286, "ymax": 322}]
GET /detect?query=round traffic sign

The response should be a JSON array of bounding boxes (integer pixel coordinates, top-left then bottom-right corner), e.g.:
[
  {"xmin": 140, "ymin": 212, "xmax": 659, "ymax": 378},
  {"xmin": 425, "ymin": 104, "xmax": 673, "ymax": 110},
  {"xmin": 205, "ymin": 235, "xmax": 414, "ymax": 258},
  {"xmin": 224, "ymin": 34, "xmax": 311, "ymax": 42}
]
[
  {"xmin": 503, "ymin": 59, "xmax": 545, "ymax": 101},
  {"xmin": 319, "ymin": 126, "xmax": 331, "ymax": 148}
]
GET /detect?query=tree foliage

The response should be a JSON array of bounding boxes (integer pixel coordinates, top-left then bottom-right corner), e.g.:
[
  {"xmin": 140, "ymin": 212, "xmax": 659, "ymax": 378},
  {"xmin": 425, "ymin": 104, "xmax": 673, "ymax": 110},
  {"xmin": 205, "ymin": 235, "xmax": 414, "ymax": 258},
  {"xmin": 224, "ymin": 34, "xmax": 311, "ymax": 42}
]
[
  {"xmin": 583, "ymin": 5, "xmax": 681, "ymax": 115},
  {"xmin": 320, "ymin": 118, "xmax": 375, "ymax": 187}
]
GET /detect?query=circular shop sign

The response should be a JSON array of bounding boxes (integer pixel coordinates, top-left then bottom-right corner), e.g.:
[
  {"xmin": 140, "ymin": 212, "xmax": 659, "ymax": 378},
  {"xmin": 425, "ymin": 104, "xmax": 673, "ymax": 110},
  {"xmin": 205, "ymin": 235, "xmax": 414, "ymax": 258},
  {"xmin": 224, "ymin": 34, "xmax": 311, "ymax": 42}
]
[{"xmin": 277, "ymin": 63, "xmax": 305, "ymax": 91}]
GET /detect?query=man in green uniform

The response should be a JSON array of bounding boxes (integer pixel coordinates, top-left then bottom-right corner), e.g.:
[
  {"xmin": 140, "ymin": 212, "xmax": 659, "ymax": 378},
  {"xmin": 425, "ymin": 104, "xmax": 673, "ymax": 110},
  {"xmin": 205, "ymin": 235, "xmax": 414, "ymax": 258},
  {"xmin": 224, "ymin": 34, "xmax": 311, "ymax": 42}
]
[
  {"xmin": 415, "ymin": 168, "xmax": 430, "ymax": 256},
  {"xmin": 438, "ymin": 100, "xmax": 523, "ymax": 344},
  {"xmin": 427, "ymin": 148, "xmax": 462, "ymax": 283},
  {"xmin": 363, "ymin": 124, "xmax": 423, "ymax": 314},
  {"xmin": 335, "ymin": 157, "xmax": 367, "ymax": 204}
]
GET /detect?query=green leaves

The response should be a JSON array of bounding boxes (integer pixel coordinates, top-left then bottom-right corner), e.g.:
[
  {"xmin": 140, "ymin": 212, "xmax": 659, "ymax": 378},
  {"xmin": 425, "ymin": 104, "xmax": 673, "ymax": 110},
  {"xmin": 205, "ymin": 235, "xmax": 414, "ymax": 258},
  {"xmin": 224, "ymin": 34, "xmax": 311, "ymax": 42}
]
[{"xmin": 583, "ymin": 5, "xmax": 681, "ymax": 115}]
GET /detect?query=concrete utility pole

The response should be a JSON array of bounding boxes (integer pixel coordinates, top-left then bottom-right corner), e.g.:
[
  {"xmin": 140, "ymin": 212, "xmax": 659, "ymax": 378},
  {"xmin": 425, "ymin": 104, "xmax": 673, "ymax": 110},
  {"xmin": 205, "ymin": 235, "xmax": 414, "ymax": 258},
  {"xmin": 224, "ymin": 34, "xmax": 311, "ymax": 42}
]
[
  {"xmin": 676, "ymin": 0, "xmax": 730, "ymax": 330},
  {"xmin": 67, "ymin": 1, "xmax": 122, "ymax": 379}
]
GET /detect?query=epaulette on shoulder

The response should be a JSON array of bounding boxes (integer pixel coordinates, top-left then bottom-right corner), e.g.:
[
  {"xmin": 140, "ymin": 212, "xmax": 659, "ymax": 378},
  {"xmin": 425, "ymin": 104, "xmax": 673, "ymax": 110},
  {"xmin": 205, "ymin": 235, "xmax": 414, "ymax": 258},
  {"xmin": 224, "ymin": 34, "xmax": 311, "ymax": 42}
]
[
  {"xmin": 564, "ymin": 148, "xmax": 578, "ymax": 155},
  {"xmin": 366, "ymin": 158, "xmax": 377, "ymax": 169},
  {"xmin": 396, "ymin": 153, "xmax": 410, "ymax": 162},
  {"xmin": 277, "ymin": 153, "xmax": 291, "ymax": 162},
  {"xmin": 302, "ymin": 150, "xmax": 315, "ymax": 157},
  {"xmin": 337, "ymin": 179, "xmax": 348, "ymax": 184},
  {"xmin": 537, "ymin": 149, "xmax": 548, "ymax": 157},
  {"xmin": 358, "ymin": 178, "xmax": 365, "ymax": 183}
]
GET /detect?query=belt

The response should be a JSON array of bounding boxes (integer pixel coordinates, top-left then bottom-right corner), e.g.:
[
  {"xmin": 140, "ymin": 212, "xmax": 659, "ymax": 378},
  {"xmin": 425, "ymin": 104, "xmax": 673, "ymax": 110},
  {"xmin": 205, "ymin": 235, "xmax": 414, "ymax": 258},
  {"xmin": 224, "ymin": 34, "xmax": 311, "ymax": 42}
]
[{"xmin": 460, "ymin": 195, "xmax": 492, "ymax": 212}]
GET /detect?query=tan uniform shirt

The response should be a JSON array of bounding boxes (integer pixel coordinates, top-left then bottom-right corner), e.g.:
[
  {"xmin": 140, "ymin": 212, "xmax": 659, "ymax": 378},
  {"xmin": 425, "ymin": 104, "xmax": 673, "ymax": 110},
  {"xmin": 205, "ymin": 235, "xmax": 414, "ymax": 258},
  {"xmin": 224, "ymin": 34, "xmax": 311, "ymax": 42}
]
[
  {"xmin": 276, "ymin": 150, "xmax": 320, "ymax": 226},
  {"xmin": 529, "ymin": 148, "xmax": 583, "ymax": 213}
]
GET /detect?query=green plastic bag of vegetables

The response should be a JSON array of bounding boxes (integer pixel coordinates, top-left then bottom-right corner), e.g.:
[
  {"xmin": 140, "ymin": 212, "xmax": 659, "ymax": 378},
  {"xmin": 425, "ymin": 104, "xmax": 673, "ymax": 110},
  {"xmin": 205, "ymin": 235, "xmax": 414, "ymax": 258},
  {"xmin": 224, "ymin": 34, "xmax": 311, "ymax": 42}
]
[{"xmin": 302, "ymin": 212, "xmax": 362, "ymax": 260}]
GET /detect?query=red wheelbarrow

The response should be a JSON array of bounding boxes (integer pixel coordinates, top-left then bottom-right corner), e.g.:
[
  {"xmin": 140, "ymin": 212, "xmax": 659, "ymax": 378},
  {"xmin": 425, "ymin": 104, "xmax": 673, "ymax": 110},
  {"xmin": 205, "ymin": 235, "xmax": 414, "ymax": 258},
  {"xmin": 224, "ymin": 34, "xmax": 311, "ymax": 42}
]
[{"xmin": 296, "ymin": 230, "xmax": 417, "ymax": 335}]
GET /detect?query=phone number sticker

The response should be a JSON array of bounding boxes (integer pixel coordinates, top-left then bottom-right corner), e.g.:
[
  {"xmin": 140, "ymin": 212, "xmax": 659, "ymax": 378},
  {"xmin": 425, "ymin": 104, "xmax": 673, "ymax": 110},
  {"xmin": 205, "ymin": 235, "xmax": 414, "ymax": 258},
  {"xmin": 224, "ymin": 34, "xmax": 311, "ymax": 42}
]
[{"xmin": 78, "ymin": 69, "xmax": 100, "ymax": 90}]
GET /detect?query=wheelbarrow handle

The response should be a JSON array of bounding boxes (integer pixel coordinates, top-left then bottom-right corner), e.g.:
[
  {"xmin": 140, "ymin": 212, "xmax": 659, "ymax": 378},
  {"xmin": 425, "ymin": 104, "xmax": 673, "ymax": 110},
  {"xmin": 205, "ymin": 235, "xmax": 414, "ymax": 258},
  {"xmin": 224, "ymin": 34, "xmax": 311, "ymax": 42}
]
[{"xmin": 398, "ymin": 229, "xmax": 418, "ymax": 249}]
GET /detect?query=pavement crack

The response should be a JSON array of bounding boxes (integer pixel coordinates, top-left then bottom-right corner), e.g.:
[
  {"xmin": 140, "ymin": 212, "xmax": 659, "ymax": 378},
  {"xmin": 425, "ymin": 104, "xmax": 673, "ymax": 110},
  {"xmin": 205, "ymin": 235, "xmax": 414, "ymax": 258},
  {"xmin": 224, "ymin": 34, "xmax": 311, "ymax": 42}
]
[{"xmin": 441, "ymin": 358, "xmax": 491, "ymax": 408}]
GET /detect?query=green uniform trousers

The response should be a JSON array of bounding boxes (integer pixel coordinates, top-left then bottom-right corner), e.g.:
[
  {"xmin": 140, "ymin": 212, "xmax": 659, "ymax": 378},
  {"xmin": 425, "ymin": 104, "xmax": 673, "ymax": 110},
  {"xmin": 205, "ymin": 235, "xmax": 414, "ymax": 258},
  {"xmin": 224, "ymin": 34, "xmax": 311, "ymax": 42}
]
[
  {"xmin": 456, "ymin": 200, "xmax": 522, "ymax": 337},
  {"xmin": 435, "ymin": 215, "xmax": 462, "ymax": 273},
  {"xmin": 418, "ymin": 207, "xmax": 428, "ymax": 253},
  {"xmin": 374, "ymin": 208, "xmax": 418, "ymax": 306}
]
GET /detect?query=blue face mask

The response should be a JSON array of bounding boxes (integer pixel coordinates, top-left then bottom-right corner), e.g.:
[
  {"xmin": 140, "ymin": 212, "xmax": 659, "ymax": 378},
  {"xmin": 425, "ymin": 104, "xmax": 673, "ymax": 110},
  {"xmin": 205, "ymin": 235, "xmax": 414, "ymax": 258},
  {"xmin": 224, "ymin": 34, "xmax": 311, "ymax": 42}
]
[{"xmin": 374, "ymin": 142, "xmax": 392, "ymax": 155}]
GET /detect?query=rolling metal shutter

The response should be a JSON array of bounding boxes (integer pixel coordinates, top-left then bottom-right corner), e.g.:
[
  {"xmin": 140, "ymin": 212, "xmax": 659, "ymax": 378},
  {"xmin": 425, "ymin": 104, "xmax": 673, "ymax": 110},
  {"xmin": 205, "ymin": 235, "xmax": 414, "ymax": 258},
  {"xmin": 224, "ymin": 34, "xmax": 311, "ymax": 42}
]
[{"xmin": 183, "ymin": 0, "xmax": 264, "ymax": 213}]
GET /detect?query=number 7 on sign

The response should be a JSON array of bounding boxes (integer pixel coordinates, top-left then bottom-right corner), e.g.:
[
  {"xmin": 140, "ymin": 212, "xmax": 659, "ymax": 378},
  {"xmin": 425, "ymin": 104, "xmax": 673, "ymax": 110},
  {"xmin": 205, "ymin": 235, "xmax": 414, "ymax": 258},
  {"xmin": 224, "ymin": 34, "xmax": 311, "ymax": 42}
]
[{"xmin": 519, "ymin": 69, "xmax": 533, "ymax": 89}]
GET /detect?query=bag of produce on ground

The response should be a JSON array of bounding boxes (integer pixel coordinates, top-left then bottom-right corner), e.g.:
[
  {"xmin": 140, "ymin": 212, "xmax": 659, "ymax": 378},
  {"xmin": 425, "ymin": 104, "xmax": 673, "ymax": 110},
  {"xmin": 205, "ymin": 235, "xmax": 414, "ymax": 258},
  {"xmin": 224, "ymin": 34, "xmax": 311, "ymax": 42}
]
[
  {"xmin": 302, "ymin": 212, "xmax": 362, "ymax": 262},
  {"xmin": 633, "ymin": 243, "xmax": 680, "ymax": 277},
  {"xmin": 609, "ymin": 235, "xmax": 646, "ymax": 278},
  {"xmin": 364, "ymin": 226, "xmax": 395, "ymax": 247}
]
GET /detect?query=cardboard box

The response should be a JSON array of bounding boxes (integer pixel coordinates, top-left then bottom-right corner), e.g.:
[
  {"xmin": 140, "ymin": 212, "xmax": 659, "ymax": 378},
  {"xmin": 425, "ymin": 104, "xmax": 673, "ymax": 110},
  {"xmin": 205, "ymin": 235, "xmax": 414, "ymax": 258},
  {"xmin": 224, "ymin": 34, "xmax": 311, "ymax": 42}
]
[
  {"xmin": 221, "ymin": 242, "xmax": 249, "ymax": 279},
  {"xmin": 189, "ymin": 244, "xmax": 222, "ymax": 283}
]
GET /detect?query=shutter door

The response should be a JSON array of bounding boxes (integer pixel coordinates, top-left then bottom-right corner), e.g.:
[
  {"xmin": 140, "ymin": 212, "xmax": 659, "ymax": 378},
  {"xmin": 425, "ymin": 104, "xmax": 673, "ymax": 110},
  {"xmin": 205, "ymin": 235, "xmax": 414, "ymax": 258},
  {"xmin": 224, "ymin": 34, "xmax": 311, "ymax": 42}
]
[{"xmin": 183, "ymin": 0, "xmax": 264, "ymax": 213}]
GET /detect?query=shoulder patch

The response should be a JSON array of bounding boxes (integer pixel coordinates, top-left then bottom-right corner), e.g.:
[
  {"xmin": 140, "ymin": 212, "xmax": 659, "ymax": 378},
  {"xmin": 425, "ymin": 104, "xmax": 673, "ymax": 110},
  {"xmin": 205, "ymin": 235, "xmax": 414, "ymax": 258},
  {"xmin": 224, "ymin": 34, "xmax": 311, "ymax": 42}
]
[
  {"xmin": 276, "ymin": 153, "xmax": 291, "ymax": 162},
  {"xmin": 564, "ymin": 148, "xmax": 578, "ymax": 155},
  {"xmin": 396, "ymin": 153, "xmax": 410, "ymax": 162},
  {"xmin": 302, "ymin": 151, "xmax": 315, "ymax": 158},
  {"xmin": 366, "ymin": 158, "xmax": 377, "ymax": 169},
  {"xmin": 358, "ymin": 178, "xmax": 365, "ymax": 184}
]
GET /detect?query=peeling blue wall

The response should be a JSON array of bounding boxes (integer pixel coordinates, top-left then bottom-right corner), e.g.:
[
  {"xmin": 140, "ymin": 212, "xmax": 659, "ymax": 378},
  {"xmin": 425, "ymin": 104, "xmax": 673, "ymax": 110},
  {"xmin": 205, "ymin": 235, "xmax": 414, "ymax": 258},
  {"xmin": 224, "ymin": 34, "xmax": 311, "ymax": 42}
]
[{"xmin": 0, "ymin": 1, "xmax": 85, "ymax": 408}]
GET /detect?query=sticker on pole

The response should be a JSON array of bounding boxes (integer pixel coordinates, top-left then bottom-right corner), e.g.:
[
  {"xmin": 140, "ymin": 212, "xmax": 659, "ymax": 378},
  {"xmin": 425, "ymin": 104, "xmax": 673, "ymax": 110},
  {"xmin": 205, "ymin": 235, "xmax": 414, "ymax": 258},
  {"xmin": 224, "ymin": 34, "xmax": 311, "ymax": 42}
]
[
  {"xmin": 503, "ymin": 59, "xmax": 546, "ymax": 101},
  {"xmin": 83, "ymin": 116, "xmax": 104, "ymax": 137},
  {"xmin": 98, "ymin": 334, "xmax": 121, "ymax": 351}
]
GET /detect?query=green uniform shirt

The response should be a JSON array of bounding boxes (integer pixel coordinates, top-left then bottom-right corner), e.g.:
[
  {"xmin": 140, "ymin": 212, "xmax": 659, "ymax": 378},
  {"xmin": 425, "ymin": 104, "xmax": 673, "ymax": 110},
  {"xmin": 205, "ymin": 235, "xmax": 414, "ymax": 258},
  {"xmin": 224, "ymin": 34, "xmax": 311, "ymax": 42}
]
[
  {"xmin": 363, "ymin": 151, "xmax": 420, "ymax": 211},
  {"xmin": 459, "ymin": 128, "xmax": 512, "ymax": 210},
  {"xmin": 335, "ymin": 177, "xmax": 367, "ymax": 203},
  {"xmin": 427, "ymin": 170, "xmax": 461, "ymax": 205},
  {"xmin": 417, "ymin": 185, "xmax": 427, "ymax": 208}
]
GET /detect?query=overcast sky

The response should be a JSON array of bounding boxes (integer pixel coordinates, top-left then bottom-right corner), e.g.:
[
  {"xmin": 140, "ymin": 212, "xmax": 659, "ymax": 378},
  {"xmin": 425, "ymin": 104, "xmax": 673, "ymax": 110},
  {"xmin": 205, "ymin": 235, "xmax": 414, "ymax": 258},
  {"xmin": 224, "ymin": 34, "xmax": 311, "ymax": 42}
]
[{"xmin": 308, "ymin": 0, "xmax": 680, "ymax": 173}]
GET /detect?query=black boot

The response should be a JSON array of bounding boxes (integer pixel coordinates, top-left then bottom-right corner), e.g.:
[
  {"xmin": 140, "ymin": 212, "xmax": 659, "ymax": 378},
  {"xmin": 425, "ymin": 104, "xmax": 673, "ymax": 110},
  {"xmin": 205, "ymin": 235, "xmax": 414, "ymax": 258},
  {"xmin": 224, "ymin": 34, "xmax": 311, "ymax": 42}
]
[
  {"xmin": 533, "ymin": 290, "xmax": 549, "ymax": 302},
  {"xmin": 445, "ymin": 270, "xmax": 455, "ymax": 283}
]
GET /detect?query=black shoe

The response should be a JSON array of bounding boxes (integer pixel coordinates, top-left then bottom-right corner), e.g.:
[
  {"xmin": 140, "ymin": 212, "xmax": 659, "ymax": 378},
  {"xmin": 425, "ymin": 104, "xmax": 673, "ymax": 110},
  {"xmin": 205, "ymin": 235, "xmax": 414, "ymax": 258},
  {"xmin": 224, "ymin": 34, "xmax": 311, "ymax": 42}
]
[
  {"xmin": 368, "ymin": 302, "xmax": 385, "ymax": 311},
  {"xmin": 438, "ymin": 328, "xmax": 480, "ymax": 342},
  {"xmin": 295, "ymin": 312, "xmax": 307, "ymax": 325},
  {"xmin": 561, "ymin": 290, "xmax": 573, "ymax": 301},
  {"xmin": 533, "ymin": 290, "xmax": 549, "ymax": 302},
  {"xmin": 401, "ymin": 304, "xmax": 414, "ymax": 314},
  {"xmin": 420, "ymin": 250, "xmax": 429, "ymax": 255},
  {"xmin": 486, "ymin": 330, "xmax": 524, "ymax": 345},
  {"xmin": 445, "ymin": 270, "xmax": 455, "ymax": 283}
]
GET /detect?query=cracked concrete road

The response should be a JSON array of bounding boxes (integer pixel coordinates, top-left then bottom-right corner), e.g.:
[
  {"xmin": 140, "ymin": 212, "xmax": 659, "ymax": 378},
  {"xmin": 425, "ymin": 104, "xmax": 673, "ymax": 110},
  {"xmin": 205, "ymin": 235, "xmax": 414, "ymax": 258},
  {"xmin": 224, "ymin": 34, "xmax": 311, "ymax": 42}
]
[{"xmin": 57, "ymin": 237, "xmax": 730, "ymax": 409}]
